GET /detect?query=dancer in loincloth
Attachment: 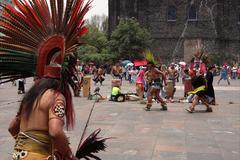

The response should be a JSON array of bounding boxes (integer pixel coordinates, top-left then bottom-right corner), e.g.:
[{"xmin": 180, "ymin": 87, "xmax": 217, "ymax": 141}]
[{"xmin": 145, "ymin": 63, "xmax": 167, "ymax": 111}]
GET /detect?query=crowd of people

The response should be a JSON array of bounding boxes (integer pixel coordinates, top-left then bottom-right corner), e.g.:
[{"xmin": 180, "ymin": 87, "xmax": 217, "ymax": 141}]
[
  {"xmin": 3, "ymin": 0, "xmax": 239, "ymax": 159},
  {"xmin": 3, "ymin": 57, "xmax": 239, "ymax": 159},
  {"xmin": 5, "ymin": 59, "xmax": 239, "ymax": 113},
  {"xmin": 73, "ymin": 58, "xmax": 240, "ymax": 114}
]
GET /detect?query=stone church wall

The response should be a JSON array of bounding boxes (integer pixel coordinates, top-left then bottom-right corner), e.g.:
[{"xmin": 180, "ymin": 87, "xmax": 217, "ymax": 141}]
[{"xmin": 109, "ymin": 0, "xmax": 240, "ymax": 63}]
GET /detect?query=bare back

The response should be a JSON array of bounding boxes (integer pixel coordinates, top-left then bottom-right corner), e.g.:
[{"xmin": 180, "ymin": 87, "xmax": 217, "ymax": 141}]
[{"xmin": 20, "ymin": 89, "xmax": 65, "ymax": 132}]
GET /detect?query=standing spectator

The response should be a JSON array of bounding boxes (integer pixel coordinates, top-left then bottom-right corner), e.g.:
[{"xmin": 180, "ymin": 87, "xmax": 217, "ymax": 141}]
[
  {"xmin": 218, "ymin": 64, "xmax": 230, "ymax": 85},
  {"xmin": 18, "ymin": 78, "xmax": 25, "ymax": 94},
  {"xmin": 166, "ymin": 63, "xmax": 178, "ymax": 99},
  {"xmin": 130, "ymin": 67, "xmax": 138, "ymax": 83},
  {"xmin": 231, "ymin": 64, "xmax": 238, "ymax": 80},
  {"xmin": 126, "ymin": 66, "xmax": 132, "ymax": 83},
  {"xmin": 136, "ymin": 67, "xmax": 146, "ymax": 100},
  {"xmin": 237, "ymin": 66, "xmax": 240, "ymax": 79}
]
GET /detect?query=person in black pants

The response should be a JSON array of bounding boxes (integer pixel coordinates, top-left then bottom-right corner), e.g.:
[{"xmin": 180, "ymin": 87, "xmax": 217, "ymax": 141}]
[
  {"xmin": 206, "ymin": 66, "xmax": 216, "ymax": 105},
  {"xmin": 18, "ymin": 78, "xmax": 25, "ymax": 94}
]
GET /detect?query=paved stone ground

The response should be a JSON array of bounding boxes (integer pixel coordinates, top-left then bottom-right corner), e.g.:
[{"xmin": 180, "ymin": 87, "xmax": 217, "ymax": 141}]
[{"xmin": 0, "ymin": 75, "xmax": 239, "ymax": 160}]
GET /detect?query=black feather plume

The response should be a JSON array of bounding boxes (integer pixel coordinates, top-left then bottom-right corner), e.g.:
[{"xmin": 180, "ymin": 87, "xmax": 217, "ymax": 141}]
[{"xmin": 75, "ymin": 129, "xmax": 110, "ymax": 160}]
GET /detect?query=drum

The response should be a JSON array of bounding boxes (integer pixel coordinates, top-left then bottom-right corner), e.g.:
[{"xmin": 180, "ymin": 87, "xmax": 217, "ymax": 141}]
[
  {"xmin": 164, "ymin": 80, "xmax": 174, "ymax": 98},
  {"xmin": 83, "ymin": 76, "xmax": 91, "ymax": 97},
  {"xmin": 116, "ymin": 94, "xmax": 125, "ymax": 102}
]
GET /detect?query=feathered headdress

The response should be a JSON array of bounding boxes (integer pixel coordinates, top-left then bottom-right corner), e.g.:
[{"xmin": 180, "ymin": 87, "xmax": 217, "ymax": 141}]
[
  {"xmin": 0, "ymin": 0, "xmax": 90, "ymax": 87},
  {"xmin": 145, "ymin": 49, "xmax": 157, "ymax": 65}
]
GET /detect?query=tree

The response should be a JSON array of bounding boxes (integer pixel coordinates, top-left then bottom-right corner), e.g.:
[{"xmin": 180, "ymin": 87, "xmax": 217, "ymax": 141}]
[
  {"xmin": 80, "ymin": 24, "xmax": 108, "ymax": 53},
  {"xmin": 76, "ymin": 21, "xmax": 114, "ymax": 65},
  {"xmin": 109, "ymin": 18, "xmax": 152, "ymax": 60}
]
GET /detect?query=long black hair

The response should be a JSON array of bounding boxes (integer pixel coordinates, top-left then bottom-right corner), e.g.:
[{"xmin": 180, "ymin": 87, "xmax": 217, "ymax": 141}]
[{"xmin": 18, "ymin": 78, "xmax": 61, "ymax": 119}]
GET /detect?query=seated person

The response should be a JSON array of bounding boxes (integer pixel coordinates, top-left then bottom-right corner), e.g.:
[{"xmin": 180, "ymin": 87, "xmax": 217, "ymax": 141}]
[
  {"xmin": 89, "ymin": 87, "xmax": 106, "ymax": 101},
  {"xmin": 110, "ymin": 84, "xmax": 125, "ymax": 102}
]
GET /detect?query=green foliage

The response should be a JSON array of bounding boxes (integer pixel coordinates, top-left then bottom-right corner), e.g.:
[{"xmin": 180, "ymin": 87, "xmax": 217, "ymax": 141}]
[
  {"xmin": 109, "ymin": 18, "xmax": 152, "ymax": 61},
  {"xmin": 80, "ymin": 24, "xmax": 108, "ymax": 53},
  {"xmin": 77, "ymin": 19, "xmax": 114, "ymax": 65},
  {"xmin": 101, "ymin": 18, "xmax": 108, "ymax": 36},
  {"xmin": 77, "ymin": 45, "xmax": 98, "ymax": 55}
]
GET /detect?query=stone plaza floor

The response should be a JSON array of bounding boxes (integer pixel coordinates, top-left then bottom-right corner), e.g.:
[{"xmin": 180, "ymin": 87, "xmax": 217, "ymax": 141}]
[{"xmin": 0, "ymin": 75, "xmax": 239, "ymax": 160}]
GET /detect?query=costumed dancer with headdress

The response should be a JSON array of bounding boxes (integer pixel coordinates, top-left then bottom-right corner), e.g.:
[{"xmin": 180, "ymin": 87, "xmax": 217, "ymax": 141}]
[
  {"xmin": 145, "ymin": 62, "xmax": 167, "ymax": 111},
  {"xmin": 185, "ymin": 75, "xmax": 213, "ymax": 113},
  {"xmin": 0, "ymin": 0, "xmax": 108, "ymax": 159},
  {"xmin": 144, "ymin": 56, "xmax": 167, "ymax": 111}
]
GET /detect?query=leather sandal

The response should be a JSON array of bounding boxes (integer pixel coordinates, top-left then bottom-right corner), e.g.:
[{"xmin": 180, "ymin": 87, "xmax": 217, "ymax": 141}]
[{"xmin": 185, "ymin": 107, "xmax": 194, "ymax": 113}]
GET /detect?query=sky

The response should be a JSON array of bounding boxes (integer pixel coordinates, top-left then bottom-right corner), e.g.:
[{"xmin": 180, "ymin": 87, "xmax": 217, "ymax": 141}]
[{"xmin": 86, "ymin": 0, "xmax": 108, "ymax": 19}]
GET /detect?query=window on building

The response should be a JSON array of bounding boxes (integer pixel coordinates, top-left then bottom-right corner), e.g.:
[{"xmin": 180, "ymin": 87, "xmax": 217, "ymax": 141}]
[
  {"xmin": 168, "ymin": 5, "xmax": 177, "ymax": 21},
  {"xmin": 188, "ymin": 5, "xmax": 197, "ymax": 21}
]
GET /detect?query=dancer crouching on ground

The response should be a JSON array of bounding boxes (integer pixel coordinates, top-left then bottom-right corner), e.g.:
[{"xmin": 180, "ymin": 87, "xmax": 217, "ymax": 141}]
[{"xmin": 186, "ymin": 75, "xmax": 213, "ymax": 113}]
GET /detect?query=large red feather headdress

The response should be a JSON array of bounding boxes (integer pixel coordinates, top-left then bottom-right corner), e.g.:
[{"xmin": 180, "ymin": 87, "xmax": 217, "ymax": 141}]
[{"xmin": 0, "ymin": 0, "xmax": 90, "ymax": 83}]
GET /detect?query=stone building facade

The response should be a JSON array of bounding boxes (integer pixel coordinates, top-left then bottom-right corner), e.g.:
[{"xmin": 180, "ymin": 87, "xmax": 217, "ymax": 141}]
[{"xmin": 109, "ymin": 0, "xmax": 240, "ymax": 63}]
